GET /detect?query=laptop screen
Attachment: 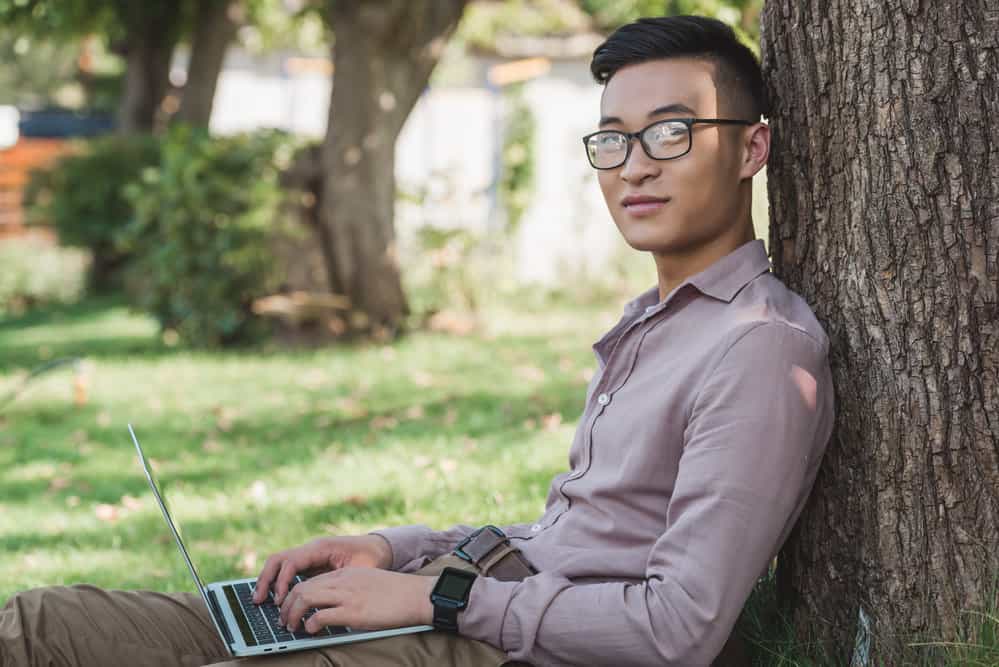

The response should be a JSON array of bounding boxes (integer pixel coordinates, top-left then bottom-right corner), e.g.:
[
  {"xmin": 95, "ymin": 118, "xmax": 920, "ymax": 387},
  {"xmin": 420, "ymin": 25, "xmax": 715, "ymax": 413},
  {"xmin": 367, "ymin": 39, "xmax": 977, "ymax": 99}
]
[{"xmin": 128, "ymin": 424, "xmax": 208, "ymax": 592}]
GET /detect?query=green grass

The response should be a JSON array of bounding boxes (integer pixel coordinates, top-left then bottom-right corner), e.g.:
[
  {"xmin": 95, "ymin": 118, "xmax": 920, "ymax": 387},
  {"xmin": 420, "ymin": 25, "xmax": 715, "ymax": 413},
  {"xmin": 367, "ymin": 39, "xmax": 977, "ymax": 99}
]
[
  {"xmin": 0, "ymin": 297, "xmax": 617, "ymax": 601},
  {"xmin": 2, "ymin": 298, "xmax": 995, "ymax": 666}
]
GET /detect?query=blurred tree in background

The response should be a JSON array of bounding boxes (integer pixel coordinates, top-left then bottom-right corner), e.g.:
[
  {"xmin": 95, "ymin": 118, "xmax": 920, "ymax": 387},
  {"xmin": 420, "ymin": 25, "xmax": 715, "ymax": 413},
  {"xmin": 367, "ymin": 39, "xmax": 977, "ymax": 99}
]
[
  {"xmin": 2, "ymin": 0, "xmax": 760, "ymax": 342},
  {"xmin": 0, "ymin": 0, "xmax": 258, "ymax": 131}
]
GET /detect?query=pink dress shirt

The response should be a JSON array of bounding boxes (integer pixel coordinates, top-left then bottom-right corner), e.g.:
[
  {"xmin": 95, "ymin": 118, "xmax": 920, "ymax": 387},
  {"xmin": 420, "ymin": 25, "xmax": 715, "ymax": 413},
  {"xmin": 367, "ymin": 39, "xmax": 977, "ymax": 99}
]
[{"xmin": 374, "ymin": 239, "xmax": 835, "ymax": 666}]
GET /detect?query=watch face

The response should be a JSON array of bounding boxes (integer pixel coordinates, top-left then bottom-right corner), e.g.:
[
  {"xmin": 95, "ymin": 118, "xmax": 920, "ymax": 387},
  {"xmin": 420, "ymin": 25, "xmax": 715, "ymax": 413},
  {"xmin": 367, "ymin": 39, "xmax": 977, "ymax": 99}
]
[{"xmin": 435, "ymin": 569, "xmax": 476, "ymax": 600}]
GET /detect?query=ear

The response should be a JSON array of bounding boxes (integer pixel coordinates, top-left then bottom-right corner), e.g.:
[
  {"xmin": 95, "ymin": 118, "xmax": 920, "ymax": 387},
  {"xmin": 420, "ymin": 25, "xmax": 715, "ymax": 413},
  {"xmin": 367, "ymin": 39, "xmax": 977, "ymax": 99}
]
[{"xmin": 739, "ymin": 122, "xmax": 770, "ymax": 180}]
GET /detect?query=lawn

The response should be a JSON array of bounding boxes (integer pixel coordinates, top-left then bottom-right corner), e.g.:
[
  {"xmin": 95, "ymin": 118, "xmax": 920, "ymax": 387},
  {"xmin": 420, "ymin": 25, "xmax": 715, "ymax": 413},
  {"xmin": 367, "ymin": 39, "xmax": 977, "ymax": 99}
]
[{"xmin": 0, "ymin": 297, "xmax": 615, "ymax": 602}]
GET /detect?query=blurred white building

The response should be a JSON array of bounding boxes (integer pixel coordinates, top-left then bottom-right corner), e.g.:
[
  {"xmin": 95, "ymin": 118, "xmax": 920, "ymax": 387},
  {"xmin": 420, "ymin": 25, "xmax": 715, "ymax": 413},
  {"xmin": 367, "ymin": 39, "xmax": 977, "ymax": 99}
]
[{"xmin": 203, "ymin": 45, "xmax": 633, "ymax": 286}]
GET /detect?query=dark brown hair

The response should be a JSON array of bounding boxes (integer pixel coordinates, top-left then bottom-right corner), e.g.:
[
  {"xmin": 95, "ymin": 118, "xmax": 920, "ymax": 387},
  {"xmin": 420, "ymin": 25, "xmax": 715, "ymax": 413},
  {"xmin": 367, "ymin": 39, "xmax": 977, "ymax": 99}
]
[{"xmin": 590, "ymin": 15, "xmax": 767, "ymax": 121}]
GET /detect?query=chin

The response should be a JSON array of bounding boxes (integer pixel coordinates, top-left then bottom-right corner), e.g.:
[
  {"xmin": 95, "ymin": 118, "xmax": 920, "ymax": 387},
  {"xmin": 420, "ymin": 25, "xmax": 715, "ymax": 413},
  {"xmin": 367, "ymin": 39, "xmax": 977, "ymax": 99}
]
[{"xmin": 618, "ymin": 227, "xmax": 689, "ymax": 254}]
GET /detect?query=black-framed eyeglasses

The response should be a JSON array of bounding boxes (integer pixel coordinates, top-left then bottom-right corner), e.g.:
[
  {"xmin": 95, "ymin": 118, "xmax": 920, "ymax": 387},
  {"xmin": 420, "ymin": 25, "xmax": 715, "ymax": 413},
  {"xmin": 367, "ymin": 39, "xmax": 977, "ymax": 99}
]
[{"xmin": 582, "ymin": 117, "xmax": 753, "ymax": 169}]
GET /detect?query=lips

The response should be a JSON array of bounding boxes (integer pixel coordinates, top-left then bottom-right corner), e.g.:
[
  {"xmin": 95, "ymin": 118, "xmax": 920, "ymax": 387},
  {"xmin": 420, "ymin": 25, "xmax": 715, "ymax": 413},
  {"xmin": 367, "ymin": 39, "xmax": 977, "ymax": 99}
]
[{"xmin": 621, "ymin": 195, "xmax": 670, "ymax": 217}]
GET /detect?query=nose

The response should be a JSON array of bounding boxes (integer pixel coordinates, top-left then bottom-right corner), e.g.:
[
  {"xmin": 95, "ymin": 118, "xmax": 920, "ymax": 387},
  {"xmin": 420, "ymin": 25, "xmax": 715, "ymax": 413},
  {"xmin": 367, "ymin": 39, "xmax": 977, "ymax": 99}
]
[{"xmin": 619, "ymin": 137, "xmax": 660, "ymax": 185}]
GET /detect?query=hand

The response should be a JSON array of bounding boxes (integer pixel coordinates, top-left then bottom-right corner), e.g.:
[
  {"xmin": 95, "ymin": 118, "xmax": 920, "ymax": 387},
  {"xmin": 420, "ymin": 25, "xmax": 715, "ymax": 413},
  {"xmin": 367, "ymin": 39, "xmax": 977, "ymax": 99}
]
[
  {"xmin": 253, "ymin": 535, "xmax": 394, "ymax": 604},
  {"xmin": 279, "ymin": 568, "xmax": 436, "ymax": 633}
]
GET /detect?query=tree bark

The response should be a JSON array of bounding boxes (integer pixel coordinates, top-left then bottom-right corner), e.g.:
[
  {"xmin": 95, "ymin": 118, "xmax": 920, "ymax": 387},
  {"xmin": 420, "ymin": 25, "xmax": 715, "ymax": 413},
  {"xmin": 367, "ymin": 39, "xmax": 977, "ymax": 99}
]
[
  {"xmin": 760, "ymin": 1, "xmax": 999, "ymax": 663},
  {"xmin": 176, "ymin": 0, "xmax": 242, "ymax": 127},
  {"xmin": 117, "ymin": 4, "xmax": 182, "ymax": 133},
  {"xmin": 319, "ymin": 0, "xmax": 468, "ymax": 334}
]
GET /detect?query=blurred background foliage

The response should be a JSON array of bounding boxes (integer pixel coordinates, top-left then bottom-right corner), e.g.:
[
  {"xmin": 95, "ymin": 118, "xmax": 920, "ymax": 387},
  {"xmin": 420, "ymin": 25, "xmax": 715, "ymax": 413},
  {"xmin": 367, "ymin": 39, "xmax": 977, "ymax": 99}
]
[
  {"xmin": 0, "ymin": 0, "xmax": 763, "ymax": 347},
  {"xmin": 0, "ymin": 0, "xmax": 762, "ymax": 346}
]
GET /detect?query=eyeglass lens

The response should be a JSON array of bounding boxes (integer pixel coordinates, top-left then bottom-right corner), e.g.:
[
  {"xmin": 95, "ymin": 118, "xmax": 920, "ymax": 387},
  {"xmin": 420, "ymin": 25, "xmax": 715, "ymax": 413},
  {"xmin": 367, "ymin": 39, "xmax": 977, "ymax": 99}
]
[{"xmin": 586, "ymin": 120, "xmax": 690, "ymax": 168}]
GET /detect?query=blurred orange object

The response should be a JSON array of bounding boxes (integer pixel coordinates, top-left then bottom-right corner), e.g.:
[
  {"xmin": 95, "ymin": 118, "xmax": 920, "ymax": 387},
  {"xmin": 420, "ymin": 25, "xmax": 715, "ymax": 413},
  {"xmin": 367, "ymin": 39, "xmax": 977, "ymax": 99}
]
[{"xmin": 73, "ymin": 361, "xmax": 89, "ymax": 407}]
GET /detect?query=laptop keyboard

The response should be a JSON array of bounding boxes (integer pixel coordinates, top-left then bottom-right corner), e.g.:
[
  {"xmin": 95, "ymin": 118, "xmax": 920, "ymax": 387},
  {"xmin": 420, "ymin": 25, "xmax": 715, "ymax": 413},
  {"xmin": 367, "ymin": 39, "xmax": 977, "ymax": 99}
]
[{"xmin": 228, "ymin": 576, "xmax": 350, "ymax": 645}]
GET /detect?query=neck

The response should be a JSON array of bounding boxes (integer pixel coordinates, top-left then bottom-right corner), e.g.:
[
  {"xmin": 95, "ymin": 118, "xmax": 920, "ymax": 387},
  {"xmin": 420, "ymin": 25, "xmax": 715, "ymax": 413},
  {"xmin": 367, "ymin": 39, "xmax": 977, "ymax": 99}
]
[{"xmin": 653, "ymin": 220, "xmax": 756, "ymax": 301}]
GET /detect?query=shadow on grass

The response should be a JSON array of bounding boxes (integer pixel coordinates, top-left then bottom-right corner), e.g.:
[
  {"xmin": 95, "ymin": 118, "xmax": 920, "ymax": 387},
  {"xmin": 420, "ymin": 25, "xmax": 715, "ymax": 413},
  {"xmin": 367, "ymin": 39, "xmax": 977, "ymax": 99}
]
[
  {"xmin": 0, "ymin": 297, "xmax": 170, "ymax": 373},
  {"xmin": 3, "ymin": 381, "xmax": 583, "ymax": 503},
  {"xmin": 0, "ymin": 491, "xmax": 406, "ymax": 555}
]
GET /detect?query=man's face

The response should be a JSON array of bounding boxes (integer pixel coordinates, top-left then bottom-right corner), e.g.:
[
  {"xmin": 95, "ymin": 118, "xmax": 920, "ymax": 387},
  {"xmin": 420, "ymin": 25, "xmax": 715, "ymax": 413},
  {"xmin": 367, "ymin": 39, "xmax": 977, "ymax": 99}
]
[{"xmin": 596, "ymin": 58, "xmax": 751, "ymax": 256}]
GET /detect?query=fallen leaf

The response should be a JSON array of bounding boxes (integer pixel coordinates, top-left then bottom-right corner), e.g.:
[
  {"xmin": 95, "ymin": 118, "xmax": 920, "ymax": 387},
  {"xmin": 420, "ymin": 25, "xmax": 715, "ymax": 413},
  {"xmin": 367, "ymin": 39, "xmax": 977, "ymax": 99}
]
[
  {"xmin": 314, "ymin": 415, "xmax": 333, "ymax": 429},
  {"xmin": 580, "ymin": 367, "xmax": 595, "ymax": 382},
  {"xmin": 405, "ymin": 405, "xmax": 425, "ymax": 420},
  {"xmin": 413, "ymin": 455, "xmax": 432, "ymax": 468},
  {"xmin": 492, "ymin": 492, "xmax": 505, "ymax": 506},
  {"xmin": 335, "ymin": 397, "xmax": 368, "ymax": 418},
  {"xmin": 523, "ymin": 418, "xmax": 537, "ymax": 430},
  {"xmin": 443, "ymin": 408, "xmax": 458, "ymax": 426},
  {"xmin": 202, "ymin": 439, "xmax": 223, "ymax": 453},
  {"xmin": 48, "ymin": 477, "xmax": 71, "ymax": 492},
  {"xmin": 428, "ymin": 311, "xmax": 477, "ymax": 336},
  {"xmin": 542, "ymin": 413, "xmax": 563, "ymax": 431},
  {"xmin": 344, "ymin": 495, "xmax": 367, "ymax": 507},
  {"xmin": 439, "ymin": 459, "xmax": 457, "ymax": 473},
  {"xmin": 380, "ymin": 347, "xmax": 397, "ymax": 361},
  {"xmin": 370, "ymin": 415, "xmax": 399, "ymax": 431},
  {"xmin": 96, "ymin": 411, "xmax": 112, "ymax": 428},
  {"xmin": 515, "ymin": 365, "xmax": 546, "ymax": 382},
  {"xmin": 410, "ymin": 371, "xmax": 434, "ymax": 388},
  {"xmin": 120, "ymin": 495, "xmax": 142, "ymax": 511},
  {"xmin": 212, "ymin": 405, "xmax": 240, "ymax": 430},
  {"xmin": 240, "ymin": 551, "xmax": 258, "ymax": 575},
  {"xmin": 95, "ymin": 504, "xmax": 119, "ymax": 522},
  {"xmin": 558, "ymin": 357, "xmax": 574, "ymax": 373},
  {"xmin": 298, "ymin": 369, "xmax": 327, "ymax": 389},
  {"xmin": 66, "ymin": 495, "xmax": 80, "ymax": 507}
]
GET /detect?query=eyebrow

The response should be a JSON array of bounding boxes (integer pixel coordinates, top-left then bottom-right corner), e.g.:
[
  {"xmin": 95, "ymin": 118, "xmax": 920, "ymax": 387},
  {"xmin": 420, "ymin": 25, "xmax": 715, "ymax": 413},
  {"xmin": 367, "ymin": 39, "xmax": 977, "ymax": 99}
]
[{"xmin": 599, "ymin": 103, "xmax": 697, "ymax": 127}]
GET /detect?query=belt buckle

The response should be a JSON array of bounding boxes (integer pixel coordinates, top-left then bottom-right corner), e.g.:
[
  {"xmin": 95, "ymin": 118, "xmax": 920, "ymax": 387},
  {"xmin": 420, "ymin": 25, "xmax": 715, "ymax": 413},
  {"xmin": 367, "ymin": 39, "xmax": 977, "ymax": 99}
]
[{"xmin": 453, "ymin": 524, "xmax": 505, "ymax": 563}]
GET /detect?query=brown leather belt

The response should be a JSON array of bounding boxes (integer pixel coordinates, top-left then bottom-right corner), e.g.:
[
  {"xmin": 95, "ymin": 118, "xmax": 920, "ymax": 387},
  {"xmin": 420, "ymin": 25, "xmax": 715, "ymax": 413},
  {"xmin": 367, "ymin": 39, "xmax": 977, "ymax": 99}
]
[{"xmin": 453, "ymin": 525, "xmax": 537, "ymax": 581}]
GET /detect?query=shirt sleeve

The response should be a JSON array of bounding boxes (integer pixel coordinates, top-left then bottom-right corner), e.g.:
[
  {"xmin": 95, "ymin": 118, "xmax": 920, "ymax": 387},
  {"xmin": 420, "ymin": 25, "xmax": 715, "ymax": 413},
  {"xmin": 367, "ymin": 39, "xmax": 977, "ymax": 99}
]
[
  {"xmin": 371, "ymin": 521, "xmax": 537, "ymax": 572},
  {"xmin": 457, "ymin": 323, "xmax": 836, "ymax": 666}
]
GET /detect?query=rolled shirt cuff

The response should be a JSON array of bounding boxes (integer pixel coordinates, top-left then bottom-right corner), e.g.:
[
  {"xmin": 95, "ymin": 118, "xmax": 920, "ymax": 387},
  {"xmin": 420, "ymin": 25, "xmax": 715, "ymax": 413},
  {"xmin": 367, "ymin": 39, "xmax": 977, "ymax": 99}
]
[{"xmin": 458, "ymin": 575, "xmax": 522, "ymax": 653}]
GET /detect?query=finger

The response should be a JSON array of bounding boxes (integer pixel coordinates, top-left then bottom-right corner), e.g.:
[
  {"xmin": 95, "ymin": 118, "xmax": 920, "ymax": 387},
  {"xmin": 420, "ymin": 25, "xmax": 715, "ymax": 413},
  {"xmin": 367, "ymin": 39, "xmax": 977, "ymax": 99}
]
[
  {"xmin": 273, "ymin": 559, "xmax": 301, "ymax": 605},
  {"xmin": 253, "ymin": 554, "xmax": 284, "ymax": 603},
  {"xmin": 283, "ymin": 586, "xmax": 345, "ymax": 631},
  {"xmin": 304, "ymin": 606, "xmax": 349, "ymax": 635},
  {"xmin": 279, "ymin": 588, "xmax": 300, "ymax": 628}
]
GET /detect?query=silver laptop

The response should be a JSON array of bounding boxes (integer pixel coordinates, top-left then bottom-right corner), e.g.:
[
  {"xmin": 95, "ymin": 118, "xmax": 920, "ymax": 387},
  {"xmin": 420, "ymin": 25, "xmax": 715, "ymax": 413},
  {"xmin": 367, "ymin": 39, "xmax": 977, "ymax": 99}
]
[{"xmin": 128, "ymin": 424, "xmax": 433, "ymax": 658}]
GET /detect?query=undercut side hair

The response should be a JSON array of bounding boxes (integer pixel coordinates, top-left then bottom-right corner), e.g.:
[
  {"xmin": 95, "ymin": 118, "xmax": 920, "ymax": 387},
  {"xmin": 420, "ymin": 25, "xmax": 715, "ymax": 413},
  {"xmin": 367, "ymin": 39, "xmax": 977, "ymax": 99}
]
[{"xmin": 590, "ymin": 16, "xmax": 767, "ymax": 122}]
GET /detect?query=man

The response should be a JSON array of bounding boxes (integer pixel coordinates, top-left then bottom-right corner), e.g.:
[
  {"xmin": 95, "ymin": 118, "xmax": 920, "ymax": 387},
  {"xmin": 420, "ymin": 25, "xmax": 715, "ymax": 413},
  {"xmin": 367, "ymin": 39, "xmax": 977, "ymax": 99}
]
[{"xmin": 1, "ymin": 15, "xmax": 834, "ymax": 667}]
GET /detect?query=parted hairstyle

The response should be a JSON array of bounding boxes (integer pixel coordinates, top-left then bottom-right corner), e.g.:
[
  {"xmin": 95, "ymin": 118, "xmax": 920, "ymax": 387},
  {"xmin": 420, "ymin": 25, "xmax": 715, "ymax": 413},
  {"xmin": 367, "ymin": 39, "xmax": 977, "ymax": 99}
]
[{"xmin": 590, "ymin": 15, "xmax": 767, "ymax": 122}]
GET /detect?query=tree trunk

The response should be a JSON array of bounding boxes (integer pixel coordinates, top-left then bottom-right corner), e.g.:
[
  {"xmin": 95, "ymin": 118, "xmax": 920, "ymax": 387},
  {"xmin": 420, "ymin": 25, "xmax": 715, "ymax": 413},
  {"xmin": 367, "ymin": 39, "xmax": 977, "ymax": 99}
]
[
  {"xmin": 319, "ymin": 0, "xmax": 468, "ymax": 334},
  {"xmin": 117, "ymin": 5, "xmax": 181, "ymax": 133},
  {"xmin": 760, "ymin": 1, "xmax": 999, "ymax": 663},
  {"xmin": 176, "ymin": 0, "xmax": 242, "ymax": 128}
]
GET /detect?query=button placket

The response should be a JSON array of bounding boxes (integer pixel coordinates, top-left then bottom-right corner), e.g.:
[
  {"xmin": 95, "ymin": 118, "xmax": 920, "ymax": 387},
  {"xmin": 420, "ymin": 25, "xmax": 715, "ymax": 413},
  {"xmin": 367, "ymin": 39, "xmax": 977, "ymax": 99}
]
[{"xmin": 549, "ymin": 306, "xmax": 664, "ymax": 528}]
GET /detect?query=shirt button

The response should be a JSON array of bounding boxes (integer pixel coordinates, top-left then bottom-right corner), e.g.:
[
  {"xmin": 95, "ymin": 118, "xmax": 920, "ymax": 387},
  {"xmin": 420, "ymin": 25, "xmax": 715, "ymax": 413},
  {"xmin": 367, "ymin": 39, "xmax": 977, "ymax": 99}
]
[
  {"xmin": 597, "ymin": 393, "xmax": 610, "ymax": 406},
  {"xmin": 530, "ymin": 524, "xmax": 542, "ymax": 532}
]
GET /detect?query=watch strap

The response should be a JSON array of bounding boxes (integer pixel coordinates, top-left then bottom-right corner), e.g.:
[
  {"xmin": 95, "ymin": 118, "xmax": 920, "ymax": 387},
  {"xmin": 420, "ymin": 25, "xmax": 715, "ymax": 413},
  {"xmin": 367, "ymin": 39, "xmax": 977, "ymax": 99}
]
[
  {"xmin": 454, "ymin": 526, "xmax": 537, "ymax": 581},
  {"xmin": 432, "ymin": 600, "xmax": 460, "ymax": 633}
]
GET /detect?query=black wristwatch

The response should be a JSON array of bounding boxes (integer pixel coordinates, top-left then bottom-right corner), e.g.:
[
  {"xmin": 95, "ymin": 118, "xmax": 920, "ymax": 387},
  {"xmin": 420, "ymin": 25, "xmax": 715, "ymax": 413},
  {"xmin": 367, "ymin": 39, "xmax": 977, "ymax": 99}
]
[{"xmin": 430, "ymin": 567, "xmax": 478, "ymax": 632}]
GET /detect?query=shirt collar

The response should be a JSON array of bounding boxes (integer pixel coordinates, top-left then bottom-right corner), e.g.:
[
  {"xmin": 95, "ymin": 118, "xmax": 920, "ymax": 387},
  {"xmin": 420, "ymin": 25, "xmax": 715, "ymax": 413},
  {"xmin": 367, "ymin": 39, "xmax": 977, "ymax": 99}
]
[
  {"xmin": 687, "ymin": 239, "xmax": 771, "ymax": 302},
  {"xmin": 624, "ymin": 239, "xmax": 771, "ymax": 313}
]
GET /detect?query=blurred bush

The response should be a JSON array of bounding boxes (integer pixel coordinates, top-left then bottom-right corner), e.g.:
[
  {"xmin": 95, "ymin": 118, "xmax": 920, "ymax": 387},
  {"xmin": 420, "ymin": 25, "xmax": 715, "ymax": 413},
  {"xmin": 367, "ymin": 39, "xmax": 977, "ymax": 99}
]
[
  {"xmin": 0, "ymin": 235, "xmax": 89, "ymax": 316},
  {"xmin": 119, "ymin": 126, "xmax": 295, "ymax": 347},
  {"xmin": 499, "ymin": 83, "xmax": 535, "ymax": 232},
  {"xmin": 24, "ymin": 134, "xmax": 161, "ymax": 292}
]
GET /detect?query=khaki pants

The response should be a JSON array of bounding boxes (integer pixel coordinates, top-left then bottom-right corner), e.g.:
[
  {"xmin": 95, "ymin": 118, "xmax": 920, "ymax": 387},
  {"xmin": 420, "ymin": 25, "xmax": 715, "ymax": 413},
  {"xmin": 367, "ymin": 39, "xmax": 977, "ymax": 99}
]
[{"xmin": 0, "ymin": 554, "xmax": 513, "ymax": 667}]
